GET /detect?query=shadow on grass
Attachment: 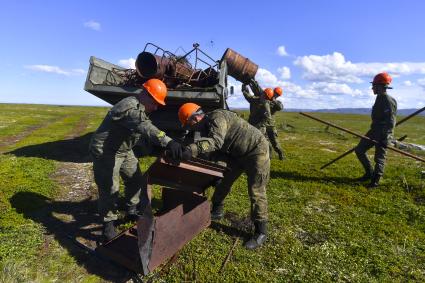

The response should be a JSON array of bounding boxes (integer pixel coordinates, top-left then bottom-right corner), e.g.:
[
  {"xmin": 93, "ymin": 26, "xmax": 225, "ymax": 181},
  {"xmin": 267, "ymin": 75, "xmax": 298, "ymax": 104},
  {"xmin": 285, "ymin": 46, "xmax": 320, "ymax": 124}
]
[
  {"xmin": 209, "ymin": 212, "xmax": 252, "ymax": 241},
  {"xmin": 6, "ymin": 132, "xmax": 160, "ymax": 163},
  {"xmin": 6, "ymin": 133, "xmax": 93, "ymax": 163},
  {"xmin": 270, "ymin": 170, "xmax": 360, "ymax": 186},
  {"xmin": 9, "ymin": 191, "xmax": 141, "ymax": 282}
]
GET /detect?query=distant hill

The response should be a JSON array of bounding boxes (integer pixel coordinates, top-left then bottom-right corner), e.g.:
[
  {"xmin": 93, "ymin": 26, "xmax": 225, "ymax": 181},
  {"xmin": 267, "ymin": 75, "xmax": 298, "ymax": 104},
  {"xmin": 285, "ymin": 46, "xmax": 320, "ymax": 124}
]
[
  {"xmin": 231, "ymin": 107, "xmax": 424, "ymax": 116},
  {"xmin": 284, "ymin": 108, "xmax": 425, "ymax": 116}
]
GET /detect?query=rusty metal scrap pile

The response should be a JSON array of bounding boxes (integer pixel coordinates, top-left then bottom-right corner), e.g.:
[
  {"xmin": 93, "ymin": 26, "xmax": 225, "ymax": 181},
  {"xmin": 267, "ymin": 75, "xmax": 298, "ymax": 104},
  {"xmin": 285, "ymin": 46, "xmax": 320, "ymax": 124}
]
[{"xmin": 105, "ymin": 42, "xmax": 259, "ymax": 89}]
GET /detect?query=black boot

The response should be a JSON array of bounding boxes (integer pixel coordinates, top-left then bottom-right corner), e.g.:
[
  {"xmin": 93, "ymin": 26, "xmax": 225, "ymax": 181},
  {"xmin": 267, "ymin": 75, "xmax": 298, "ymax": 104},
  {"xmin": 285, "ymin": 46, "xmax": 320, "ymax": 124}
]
[
  {"xmin": 102, "ymin": 221, "xmax": 117, "ymax": 242},
  {"xmin": 357, "ymin": 171, "xmax": 372, "ymax": 182},
  {"xmin": 245, "ymin": 221, "xmax": 267, "ymax": 250},
  {"xmin": 211, "ymin": 203, "xmax": 224, "ymax": 220},
  {"xmin": 277, "ymin": 150, "xmax": 285, "ymax": 161},
  {"xmin": 367, "ymin": 174, "xmax": 381, "ymax": 188},
  {"xmin": 125, "ymin": 204, "xmax": 139, "ymax": 222}
]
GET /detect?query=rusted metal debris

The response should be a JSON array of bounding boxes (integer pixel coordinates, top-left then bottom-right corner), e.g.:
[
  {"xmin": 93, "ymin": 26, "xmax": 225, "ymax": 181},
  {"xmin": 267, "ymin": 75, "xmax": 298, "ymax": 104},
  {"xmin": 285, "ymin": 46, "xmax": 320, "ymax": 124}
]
[
  {"xmin": 219, "ymin": 237, "xmax": 239, "ymax": 273},
  {"xmin": 106, "ymin": 43, "xmax": 220, "ymax": 89},
  {"xmin": 96, "ymin": 156, "xmax": 226, "ymax": 275},
  {"xmin": 102, "ymin": 42, "xmax": 259, "ymax": 90}
]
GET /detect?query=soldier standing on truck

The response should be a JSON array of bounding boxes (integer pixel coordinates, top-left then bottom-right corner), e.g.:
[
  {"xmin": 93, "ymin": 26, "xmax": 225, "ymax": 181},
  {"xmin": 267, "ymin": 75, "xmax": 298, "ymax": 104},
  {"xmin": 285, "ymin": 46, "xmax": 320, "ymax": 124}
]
[
  {"xmin": 355, "ymin": 72, "xmax": 397, "ymax": 188},
  {"xmin": 242, "ymin": 79, "xmax": 284, "ymax": 160},
  {"xmin": 89, "ymin": 79, "xmax": 183, "ymax": 241},
  {"xmin": 177, "ymin": 102, "xmax": 270, "ymax": 250}
]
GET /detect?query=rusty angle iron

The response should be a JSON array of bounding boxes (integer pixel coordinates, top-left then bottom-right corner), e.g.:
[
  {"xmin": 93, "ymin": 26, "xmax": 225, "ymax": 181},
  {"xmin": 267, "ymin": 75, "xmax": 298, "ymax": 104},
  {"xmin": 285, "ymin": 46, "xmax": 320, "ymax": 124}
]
[{"xmin": 96, "ymin": 157, "xmax": 226, "ymax": 275}]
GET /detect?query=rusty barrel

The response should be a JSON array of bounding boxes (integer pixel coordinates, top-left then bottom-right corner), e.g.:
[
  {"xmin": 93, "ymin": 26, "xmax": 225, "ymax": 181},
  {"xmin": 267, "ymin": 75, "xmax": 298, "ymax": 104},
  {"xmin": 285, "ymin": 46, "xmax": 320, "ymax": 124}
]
[
  {"xmin": 136, "ymin": 52, "xmax": 195, "ymax": 82},
  {"xmin": 221, "ymin": 48, "xmax": 258, "ymax": 83},
  {"xmin": 136, "ymin": 52, "xmax": 171, "ymax": 78}
]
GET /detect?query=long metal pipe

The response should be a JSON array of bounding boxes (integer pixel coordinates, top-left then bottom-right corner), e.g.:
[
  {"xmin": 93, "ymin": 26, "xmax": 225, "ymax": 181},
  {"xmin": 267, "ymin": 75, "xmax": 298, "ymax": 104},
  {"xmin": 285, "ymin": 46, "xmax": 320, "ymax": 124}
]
[
  {"xmin": 319, "ymin": 107, "xmax": 425, "ymax": 169},
  {"xmin": 299, "ymin": 112, "xmax": 425, "ymax": 163}
]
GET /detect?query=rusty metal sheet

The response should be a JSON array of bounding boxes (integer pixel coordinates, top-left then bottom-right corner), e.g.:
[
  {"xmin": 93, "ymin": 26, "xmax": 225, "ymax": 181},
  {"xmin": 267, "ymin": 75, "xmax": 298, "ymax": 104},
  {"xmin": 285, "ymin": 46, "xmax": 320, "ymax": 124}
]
[
  {"xmin": 147, "ymin": 189, "xmax": 210, "ymax": 271},
  {"xmin": 96, "ymin": 227, "xmax": 141, "ymax": 273},
  {"xmin": 96, "ymin": 157, "xmax": 223, "ymax": 275},
  {"xmin": 146, "ymin": 157, "xmax": 225, "ymax": 193}
]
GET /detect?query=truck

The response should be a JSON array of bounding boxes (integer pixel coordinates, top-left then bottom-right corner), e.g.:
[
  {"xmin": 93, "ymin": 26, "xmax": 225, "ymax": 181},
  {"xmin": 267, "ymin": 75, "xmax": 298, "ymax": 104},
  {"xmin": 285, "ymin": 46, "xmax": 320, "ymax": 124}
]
[{"xmin": 84, "ymin": 43, "xmax": 234, "ymax": 142}]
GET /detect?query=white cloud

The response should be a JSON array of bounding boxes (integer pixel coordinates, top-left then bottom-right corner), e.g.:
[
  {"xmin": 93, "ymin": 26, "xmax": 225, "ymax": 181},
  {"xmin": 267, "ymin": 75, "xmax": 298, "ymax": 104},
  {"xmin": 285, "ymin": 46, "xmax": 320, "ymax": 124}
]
[
  {"xmin": 84, "ymin": 20, "xmax": 101, "ymax": 31},
  {"xmin": 118, "ymin": 58, "xmax": 136, "ymax": 69},
  {"xmin": 418, "ymin": 78, "xmax": 425, "ymax": 88},
  {"xmin": 310, "ymin": 82, "xmax": 363, "ymax": 96},
  {"xmin": 403, "ymin": 80, "xmax": 413, "ymax": 86},
  {"xmin": 276, "ymin": 46, "xmax": 288, "ymax": 56},
  {"xmin": 25, "ymin": 65, "xmax": 85, "ymax": 76},
  {"xmin": 228, "ymin": 64, "xmax": 425, "ymax": 109},
  {"xmin": 255, "ymin": 68, "xmax": 278, "ymax": 85},
  {"xmin": 294, "ymin": 52, "xmax": 425, "ymax": 83},
  {"xmin": 277, "ymin": 66, "xmax": 291, "ymax": 79}
]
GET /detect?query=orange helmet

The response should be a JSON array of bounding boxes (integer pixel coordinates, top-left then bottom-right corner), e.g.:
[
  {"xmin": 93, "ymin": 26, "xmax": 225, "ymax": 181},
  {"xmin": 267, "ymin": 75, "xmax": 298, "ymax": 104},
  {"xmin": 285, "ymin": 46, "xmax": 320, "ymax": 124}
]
[
  {"xmin": 264, "ymin": 88, "xmax": 274, "ymax": 100},
  {"xmin": 274, "ymin": 87, "xmax": 283, "ymax": 96},
  {"xmin": 371, "ymin": 72, "xmax": 392, "ymax": 85},
  {"xmin": 142, "ymin": 79, "xmax": 167, "ymax": 105},
  {"xmin": 178, "ymin": 103, "xmax": 201, "ymax": 126}
]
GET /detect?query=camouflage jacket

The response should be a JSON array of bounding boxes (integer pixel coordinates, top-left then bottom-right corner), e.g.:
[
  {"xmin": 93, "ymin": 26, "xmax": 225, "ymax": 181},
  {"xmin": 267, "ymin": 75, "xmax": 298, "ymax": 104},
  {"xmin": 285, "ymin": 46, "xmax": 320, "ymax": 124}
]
[
  {"xmin": 267, "ymin": 99, "xmax": 283, "ymax": 128},
  {"xmin": 370, "ymin": 93, "xmax": 397, "ymax": 136},
  {"xmin": 270, "ymin": 99, "xmax": 283, "ymax": 115},
  {"xmin": 89, "ymin": 96, "xmax": 171, "ymax": 157},
  {"xmin": 187, "ymin": 109, "xmax": 265, "ymax": 158},
  {"xmin": 242, "ymin": 87, "xmax": 272, "ymax": 128}
]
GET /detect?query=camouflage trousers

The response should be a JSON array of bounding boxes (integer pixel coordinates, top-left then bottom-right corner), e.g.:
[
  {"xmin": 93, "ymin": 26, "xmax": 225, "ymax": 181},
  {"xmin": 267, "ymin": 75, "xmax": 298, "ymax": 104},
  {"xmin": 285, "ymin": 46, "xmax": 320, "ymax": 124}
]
[
  {"xmin": 211, "ymin": 139, "xmax": 270, "ymax": 222},
  {"xmin": 355, "ymin": 130, "xmax": 389, "ymax": 177},
  {"xmin": 92, "ymin": 150, "xmax": 145, "ymax": 222}
]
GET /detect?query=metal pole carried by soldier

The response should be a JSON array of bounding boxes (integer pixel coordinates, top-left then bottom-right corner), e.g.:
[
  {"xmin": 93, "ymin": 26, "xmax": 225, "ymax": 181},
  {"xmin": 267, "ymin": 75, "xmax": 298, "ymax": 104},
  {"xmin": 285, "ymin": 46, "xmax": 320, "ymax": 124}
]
[
  {"xmin": 89, "ymin": 78, "xmax": 183, "ymax": 242},
  {"xmin": 242, "ymin": 78, "xmax": 285, "ymax": 160},
  {"xmin": 355, "ymin": 72, "xmax": 397, "ymax": 188},
  {"xmin": 177, "ymin": 102, "xmax": 270, "ymax": 250}
]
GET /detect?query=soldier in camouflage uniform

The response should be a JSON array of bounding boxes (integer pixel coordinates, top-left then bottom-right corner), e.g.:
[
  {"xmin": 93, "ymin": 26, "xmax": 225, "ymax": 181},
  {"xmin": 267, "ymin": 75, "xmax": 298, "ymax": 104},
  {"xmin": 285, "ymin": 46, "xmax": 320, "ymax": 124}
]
[
  {"xmin": 266, "ymin": 87, "xmax": 285, "ymax": 160},
  {"xmin": 178, "ymin": 103, "xmax": 270, "ymax": 250},
  {"xmin": 242, "ymin": 79, "xmax": 283, "ymax": 160},
  {"xmin": 89, "ymin": 79, "xmax": 183, "ymax": 241},
  {"xmin": 355, "ymin": 72, "xmax": 397, "ymax": 188}
]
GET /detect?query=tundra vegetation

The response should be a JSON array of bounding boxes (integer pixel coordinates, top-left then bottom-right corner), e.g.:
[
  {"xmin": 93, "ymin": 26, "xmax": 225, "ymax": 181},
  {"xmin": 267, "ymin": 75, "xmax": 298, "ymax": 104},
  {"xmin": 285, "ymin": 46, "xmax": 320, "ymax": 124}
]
[{"xmin": 0, "ymin": 104, "xmax": 424, "ymax": 282}]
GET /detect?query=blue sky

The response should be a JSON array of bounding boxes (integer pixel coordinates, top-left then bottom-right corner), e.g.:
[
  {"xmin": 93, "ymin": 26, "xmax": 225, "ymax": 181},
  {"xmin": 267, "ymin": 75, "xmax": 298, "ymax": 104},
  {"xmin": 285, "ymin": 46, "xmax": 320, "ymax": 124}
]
[{"xmin": 1, "ymin": 0, "xmax": 425, "ymax": 109}]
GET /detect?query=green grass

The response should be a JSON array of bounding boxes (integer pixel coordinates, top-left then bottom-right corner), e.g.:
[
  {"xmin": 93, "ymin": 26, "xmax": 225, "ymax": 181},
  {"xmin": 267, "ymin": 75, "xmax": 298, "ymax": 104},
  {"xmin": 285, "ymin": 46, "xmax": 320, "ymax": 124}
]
[{"xmin": 0, "ymin": 103, "xmax": 424, "ymax": 282}]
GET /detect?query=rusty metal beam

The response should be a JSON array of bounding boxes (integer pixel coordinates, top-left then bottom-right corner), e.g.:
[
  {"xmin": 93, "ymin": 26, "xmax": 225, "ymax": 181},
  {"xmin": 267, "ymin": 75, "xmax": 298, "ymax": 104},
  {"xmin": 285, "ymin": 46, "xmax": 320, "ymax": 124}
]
[
  {"xmin": 96, "ymin": 157, "xmax": 225, "ymax": 275},
  {"xmin": 300, "ymin": 112, "xmax": 425, "ymax": 163},
  {"xmin": 319, "ymin": 106, "xmax": 425, "ymax": 169}
]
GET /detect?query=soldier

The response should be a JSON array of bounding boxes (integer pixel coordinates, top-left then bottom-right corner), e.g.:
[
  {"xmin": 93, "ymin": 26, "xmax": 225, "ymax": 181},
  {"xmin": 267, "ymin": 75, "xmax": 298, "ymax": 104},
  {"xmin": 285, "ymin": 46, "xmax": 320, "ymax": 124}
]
[
  {"xmin": 355, "ymin": 72, "xmax": 397, "ymax": 188},
  {"xmin": 266, "ymin": 87, "xmax": 285, "ymax": 160},
  {"xmin": 242, "ymin": 79, "xmax": 280, "ymax": 159},
  {"xmin": 177, "ymin": 103, "xmax": 270, "ymax": 250},
  {"xmin": 89, "ymin": 79, "xmax": 183, "ymax": 241}
]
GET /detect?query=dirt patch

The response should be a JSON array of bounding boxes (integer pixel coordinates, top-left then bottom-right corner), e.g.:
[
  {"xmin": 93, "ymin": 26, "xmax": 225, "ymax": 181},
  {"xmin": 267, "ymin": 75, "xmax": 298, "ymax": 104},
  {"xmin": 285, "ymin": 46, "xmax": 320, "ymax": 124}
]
[
  {"xmin": 295, "ymin": 228, "xmax": 328, "ymax": 246},
  {"xmin": 40, "ymin": 115, "xmax": 134, "ymax": 281},
  {"xmin": 225, "ymin": 211, "xmax": 253, "ymax": 233},
  {"xmin": 0, "ymin": 123, "xmax": 49, "ymax": 152},
  {"xmin": 49, "ymin": 114, "xmax": 99, "ymax": 237}
]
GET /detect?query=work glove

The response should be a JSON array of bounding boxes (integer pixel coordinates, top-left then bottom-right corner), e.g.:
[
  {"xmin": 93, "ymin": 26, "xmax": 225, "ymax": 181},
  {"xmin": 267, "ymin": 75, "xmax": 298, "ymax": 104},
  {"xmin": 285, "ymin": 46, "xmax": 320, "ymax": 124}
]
[
  {"xmin": 241, "ymin": 83, "xmax": 248, "ymax": 92},
  {"xmin": 181, "ymin": 146, "xmax": 193, "ymax": 161},
  {"xmin": 166, "ymin": 140, "xmax": 183, "ymax": 160}
]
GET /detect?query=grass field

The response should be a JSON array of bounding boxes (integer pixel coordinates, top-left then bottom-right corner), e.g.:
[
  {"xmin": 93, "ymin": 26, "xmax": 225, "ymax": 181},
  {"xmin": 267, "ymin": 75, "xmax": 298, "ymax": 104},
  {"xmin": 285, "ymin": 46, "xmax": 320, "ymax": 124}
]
[{"xmin": 0, "ymin": 103, "xmax": 424, "ymax": 282}]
